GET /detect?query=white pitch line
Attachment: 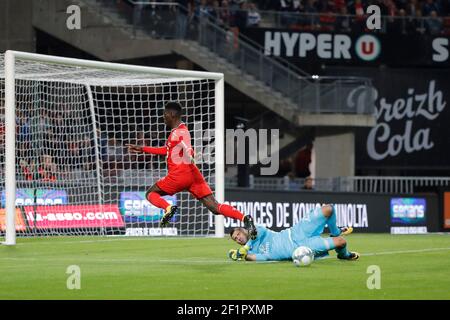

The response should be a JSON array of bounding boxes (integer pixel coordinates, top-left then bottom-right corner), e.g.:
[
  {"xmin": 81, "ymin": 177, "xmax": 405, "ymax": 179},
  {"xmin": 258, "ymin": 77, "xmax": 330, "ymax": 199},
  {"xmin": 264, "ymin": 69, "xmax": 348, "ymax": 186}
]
[
  {"xmin": 0, "ymin": 257, "xmax": 235, "ymax": 264},
  {"xmin": 318, "ymin": 247, "xmax": 450, "ymax": 260},
  {"xmin": 7, "ymin": 232, "xmax": 450, "ymax": 247},
  {"xmin": 5, "ymin": 233, "xmax": 450, "ymax": 247},
  {"xmin": 6, "ymin": 236, "xmax": 203, "ymax": 246},
  {"xmin": 1, "ymin": 247, "xmax": 449, "ymax": 266},
  {"xmin": 361, "ymin": 247, "xmax": 450, "ymax": 256}
]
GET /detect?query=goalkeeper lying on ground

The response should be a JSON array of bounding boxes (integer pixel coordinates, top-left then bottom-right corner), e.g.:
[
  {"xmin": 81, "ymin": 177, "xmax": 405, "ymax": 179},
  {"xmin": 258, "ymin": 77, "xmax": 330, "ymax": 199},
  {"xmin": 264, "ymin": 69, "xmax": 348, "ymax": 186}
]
[{"xmin": 228, "ymin": 204, "xmax": 359, "ymax": 262}]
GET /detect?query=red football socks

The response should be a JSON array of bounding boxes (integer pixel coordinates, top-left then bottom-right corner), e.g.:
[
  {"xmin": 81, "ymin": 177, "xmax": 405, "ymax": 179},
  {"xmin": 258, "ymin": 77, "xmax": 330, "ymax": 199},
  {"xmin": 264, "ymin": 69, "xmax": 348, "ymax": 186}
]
[
  {"xmin": 217, "ymin": 203, "xmax": 245, "ymax": 221},
  {"xmin": 147, "ymin": 192, "xmax": 170, "ymax": 211}
]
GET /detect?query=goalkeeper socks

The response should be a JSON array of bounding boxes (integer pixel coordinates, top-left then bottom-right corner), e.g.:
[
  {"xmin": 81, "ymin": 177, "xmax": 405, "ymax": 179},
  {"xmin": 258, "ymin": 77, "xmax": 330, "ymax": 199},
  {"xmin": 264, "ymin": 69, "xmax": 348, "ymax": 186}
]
[
  {"xmin": 217, "ymin": 203, "xmax": 245, "ymax": 221},
  {"xmin": 147, "ymin": 192, "xmax": 170, "ymax": 212},
  {"xmin": 336, "ymin": 243, "xmax": 351, "ymax": 259}
]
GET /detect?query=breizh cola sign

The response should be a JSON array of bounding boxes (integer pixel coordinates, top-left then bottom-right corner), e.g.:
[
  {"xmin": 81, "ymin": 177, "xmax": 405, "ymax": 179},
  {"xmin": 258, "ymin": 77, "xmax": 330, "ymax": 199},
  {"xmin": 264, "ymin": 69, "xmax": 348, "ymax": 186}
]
[
  {"xmin": 365, "ymin": 80, "xmax": 445, "ymax": 161},
  {"xmin": 345, "ymin": 68, "xmax": 450, "ymax": 169}
]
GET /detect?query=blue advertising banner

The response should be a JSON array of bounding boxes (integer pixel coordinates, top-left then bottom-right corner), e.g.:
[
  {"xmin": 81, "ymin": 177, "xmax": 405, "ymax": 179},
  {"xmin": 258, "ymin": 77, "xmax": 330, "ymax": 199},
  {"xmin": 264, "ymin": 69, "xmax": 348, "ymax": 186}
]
[
  {"xmin": 119, "ymin": 192, "xmax": 177, "ymax": 223},
  {"xmin": 390, "ymin": 198, "xmax": 427, "ymax": 225},
  {"xmin": 1, "ymin": 189, "xmax": 68, "ymax": 207}
]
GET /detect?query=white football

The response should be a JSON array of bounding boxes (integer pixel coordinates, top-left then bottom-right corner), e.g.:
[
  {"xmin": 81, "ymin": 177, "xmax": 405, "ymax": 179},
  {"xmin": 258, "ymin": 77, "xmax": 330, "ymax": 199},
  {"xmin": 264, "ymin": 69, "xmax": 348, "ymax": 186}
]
[{"xmin": 292, "ymin": 246, "xmax": 314, "ymax": 267}]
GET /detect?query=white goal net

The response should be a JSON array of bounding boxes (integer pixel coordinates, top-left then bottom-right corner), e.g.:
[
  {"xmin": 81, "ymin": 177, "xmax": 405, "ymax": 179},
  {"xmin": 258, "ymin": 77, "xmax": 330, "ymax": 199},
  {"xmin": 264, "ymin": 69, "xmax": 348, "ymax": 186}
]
[{"xmin": 0, "ymin": 51, "xmax": 224, "ymax": 243}]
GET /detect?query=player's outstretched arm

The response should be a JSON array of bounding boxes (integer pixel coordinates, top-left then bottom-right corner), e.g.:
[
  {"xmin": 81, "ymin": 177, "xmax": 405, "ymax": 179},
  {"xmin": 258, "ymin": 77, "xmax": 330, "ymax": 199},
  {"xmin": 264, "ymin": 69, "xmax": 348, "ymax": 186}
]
[
  {"xmin": 126, "ymin": 144, "xmax": 166, "ymax": 155},
  {"xmin": 126, "ymin": 144, "xmax": 143, "ymax": 153}
]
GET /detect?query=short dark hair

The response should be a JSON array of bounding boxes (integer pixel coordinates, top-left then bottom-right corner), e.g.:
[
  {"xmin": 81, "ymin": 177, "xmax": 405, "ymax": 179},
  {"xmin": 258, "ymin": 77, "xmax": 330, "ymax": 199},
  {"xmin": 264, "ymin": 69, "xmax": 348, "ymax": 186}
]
[
  {"xmin": 229, "ymin": 227, "xmax": 245, "ymax": 238},
  {"xmin": 164, "ymin": 102, "xmax": 183, "ymax": 117}
]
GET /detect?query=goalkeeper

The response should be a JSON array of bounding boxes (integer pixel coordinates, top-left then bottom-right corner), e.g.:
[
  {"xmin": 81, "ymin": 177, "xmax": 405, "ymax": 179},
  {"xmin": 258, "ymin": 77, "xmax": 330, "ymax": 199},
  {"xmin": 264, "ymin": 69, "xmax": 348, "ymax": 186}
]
[
  {"xmin": 228, "ymin": 204, "xmax": 359, "ymax": 262},
  {"xmin": 126, "ymin": 102, "xmax": 257, "ymax": 239}
]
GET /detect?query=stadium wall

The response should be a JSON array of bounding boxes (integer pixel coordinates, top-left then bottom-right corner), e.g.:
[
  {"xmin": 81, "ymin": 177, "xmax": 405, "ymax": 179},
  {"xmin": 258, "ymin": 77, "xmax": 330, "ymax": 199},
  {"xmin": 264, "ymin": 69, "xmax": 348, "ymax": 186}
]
[
  {"xmin": 223, "ymin": 189, "xmax": 440, "ymax": 234},
  {"xmin": 0, "ymin": 0, "xmax": 34, "ymax": 53}
]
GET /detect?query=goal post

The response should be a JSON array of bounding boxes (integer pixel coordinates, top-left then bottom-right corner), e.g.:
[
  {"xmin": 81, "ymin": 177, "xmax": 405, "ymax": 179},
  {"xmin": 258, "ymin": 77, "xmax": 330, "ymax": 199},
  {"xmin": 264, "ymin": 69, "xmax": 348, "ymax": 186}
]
[
  {"xmin": 0, "ymin": 50, "xmax": 225, "ymax": 245},
  {"xmin": 3, "ymin": 51, "xmax": 16, "ymax": 245}
]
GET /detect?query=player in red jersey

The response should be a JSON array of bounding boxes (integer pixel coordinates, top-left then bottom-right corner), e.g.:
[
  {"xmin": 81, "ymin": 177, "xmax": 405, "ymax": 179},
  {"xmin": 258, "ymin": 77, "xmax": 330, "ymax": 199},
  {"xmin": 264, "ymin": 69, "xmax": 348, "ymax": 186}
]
[{"xmin": 126, "ymin": 102, "xmax": 257, "ymax": 239}]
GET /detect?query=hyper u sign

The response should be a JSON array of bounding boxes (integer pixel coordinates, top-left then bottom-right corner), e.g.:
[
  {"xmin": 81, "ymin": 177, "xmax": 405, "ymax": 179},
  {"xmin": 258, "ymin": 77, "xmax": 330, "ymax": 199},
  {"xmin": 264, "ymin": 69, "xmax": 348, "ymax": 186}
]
[{"xmin": 241, "ymin": 28, "xmax": 450, "ymax": 67}]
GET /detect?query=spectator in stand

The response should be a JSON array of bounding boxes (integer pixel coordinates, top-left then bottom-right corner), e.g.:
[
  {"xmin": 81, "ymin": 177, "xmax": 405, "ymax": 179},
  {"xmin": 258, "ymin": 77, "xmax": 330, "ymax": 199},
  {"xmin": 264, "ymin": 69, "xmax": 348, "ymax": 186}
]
[
  {"xmin": 279, "ymin": 0, "xmax": 301, "ymax": 27},
  {"xmin": 389, "ymin": 8, "xmax": 415, "ymax": 33},
  {"xmin": 385, "ymin": 0, "xmax": 398, "ymax": 16},
  {"xmin": 247, "ymin": 2, "xmax": 262, "ymax": 26},
  {"xmin": 348, "ymin": 0, "xmax": 366, "ymax": 31},
  {"xmin": 303, "ymin": 0, "xmax": 320, "ymax": 28},
  {"xmin": 414, "ymin": 9, "xmax": 427, "ymax": 33},
  {"xmin": 113, "ymin": 0, "xmax": 450, "ymax": 38},
  {"xmin": 194, "ymin": 0, "xmax": 211, "ymax": 40},
  {"xmin": 97, "ymin": 128, "xmax": 109, "ymax": 162},
  {"xmin": 303, "ymin": 176, "xmax": 314, "ymax": 190},
  {"xmin": 350, "ymin": 0, "xmax": 365, "ymax": 17},
  {"xmin": 67, "ymin": 138, "xmax": 81, "ymax": 169},
  {"xmin": 334, "ymin": 0, "xmax": 346, "ymax": 11},
  {"xmin": 196, "ymin": 0, "xmax": 211, "ymax": 20},
  {"xmin": 175, "ymin": 0, "xmax": 193, "ymax": 39},
  {"xmin": 384, "ymin": 0, "xmax": 399, "ymax": 31},
  {"xmin": 422, "ymin": 0, "xmax": 441, "ymax": 16},
  {"xmin": 104, "ymin": 136, "xmax": 125, "ymax": 178},
  {"xmin": 218, "ymin": 0, "xmax": 232, "ymax": 26},
  {"xmin": 17, "ymin": 111, "xmax": 32, "ymax": 159},
  {"xmin": 210, "ymin": 0, "xmax": 221, "ymax": 23},
  {"xmin": 79, "ymin": 134, "xmax": 96, "ymax": 171},
  {"xmin": 229, "ymin": 0, "xmax": 243, "ymax": 23},
  {"xmin": 317, "ymin": 0, "xmax": 338, "ymax": 31},
  {"xmin": 39, "ymin": 154, "xmax": 58, "ymax": 182},
  {"xmin": 19, "ymin": 159, "xmax": 34, "ymax": 181},
  {"xmin": 406, "ymin": 0, "xmax": 420, "ymax": 16},
  {"xmin": 303, "ymin": 0, "xmax": 319, "ymax": 14},
  {"xmin": 335, "ymin": 5, "xmax": 352, "ymax": 31},
  {"xmin": 234, "ymin": 1, "xmax": 249, "ymax": 29},
  {"xmin": 425, "ymin": 10, "xmax": 443, "ymax": 33},
  {"xmin": 230, "ymin": 0, "xmax": 242, "ymax": 11}
]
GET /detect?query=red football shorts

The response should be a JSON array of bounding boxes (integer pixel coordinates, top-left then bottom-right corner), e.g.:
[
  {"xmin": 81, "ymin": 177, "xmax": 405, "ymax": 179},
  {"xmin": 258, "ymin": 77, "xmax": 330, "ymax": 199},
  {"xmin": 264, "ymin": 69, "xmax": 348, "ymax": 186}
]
[{"xmin": 156, "ymin": 166, "xmax": 213, "ymax": 199}]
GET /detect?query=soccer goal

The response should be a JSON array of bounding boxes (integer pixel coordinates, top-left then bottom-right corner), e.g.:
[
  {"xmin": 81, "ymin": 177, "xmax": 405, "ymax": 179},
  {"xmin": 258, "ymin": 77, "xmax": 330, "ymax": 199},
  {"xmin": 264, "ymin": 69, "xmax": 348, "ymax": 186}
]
[{"xmin": 0, "ymin": 51, "xmax": 225, "ymax": 245}]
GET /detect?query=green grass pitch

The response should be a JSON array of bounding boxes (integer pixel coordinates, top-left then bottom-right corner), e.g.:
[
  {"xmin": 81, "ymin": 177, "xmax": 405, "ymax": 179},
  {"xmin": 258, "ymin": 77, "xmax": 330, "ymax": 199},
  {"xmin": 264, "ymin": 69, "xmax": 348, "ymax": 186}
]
[{"xmin": 1, "ymin": 234, "xmax": 449, "ymax": 299}]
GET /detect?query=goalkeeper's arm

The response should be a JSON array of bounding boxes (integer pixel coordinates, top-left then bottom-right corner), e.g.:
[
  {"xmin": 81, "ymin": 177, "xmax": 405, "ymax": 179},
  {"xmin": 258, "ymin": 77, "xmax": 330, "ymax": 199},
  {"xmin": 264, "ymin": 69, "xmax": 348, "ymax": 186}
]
[
  {"xmin": 228, "ymin": 245, "xmax": 255, "ymax": 261},
  {"xmin": 228, "ymin": 247, "xmax": 270, "ymax": 261},
  {"xmin": 245, "ymin": 254, "xmax": 256, "ymax": 261}
]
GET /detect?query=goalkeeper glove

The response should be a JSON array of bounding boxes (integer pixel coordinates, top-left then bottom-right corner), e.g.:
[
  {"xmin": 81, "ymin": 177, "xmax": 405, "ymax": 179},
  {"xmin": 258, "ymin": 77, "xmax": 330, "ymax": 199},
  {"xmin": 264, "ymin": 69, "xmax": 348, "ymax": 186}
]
[{"xmin": 228, "ymin": 246, "xmax": 249, "ymax": 261}]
